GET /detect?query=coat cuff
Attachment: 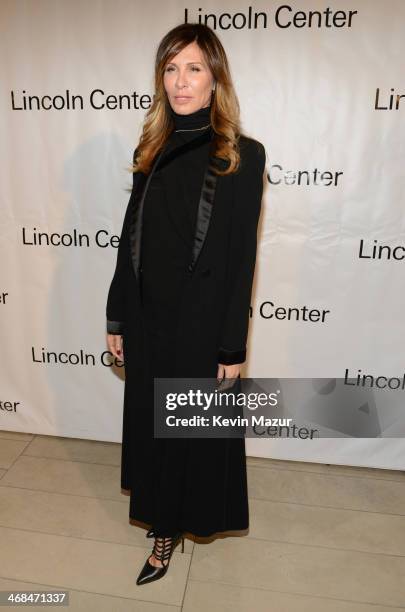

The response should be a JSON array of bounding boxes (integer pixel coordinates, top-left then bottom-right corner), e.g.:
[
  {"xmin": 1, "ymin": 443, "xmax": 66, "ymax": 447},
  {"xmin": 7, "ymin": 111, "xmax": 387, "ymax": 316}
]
[
  {"xmin": 218, "ymin": 346, "xmax": 246, "ymax": 365},
  {"xmin": 106, "ymin": 320, "xmax": 124, "ymax": 335}
]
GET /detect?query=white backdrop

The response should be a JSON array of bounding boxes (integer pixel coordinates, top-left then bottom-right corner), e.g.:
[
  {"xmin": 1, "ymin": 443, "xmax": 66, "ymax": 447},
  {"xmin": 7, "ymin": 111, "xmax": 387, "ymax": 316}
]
[{"xmin": 1, "ymin": 0, "xmax": 404, "ymax": 469}]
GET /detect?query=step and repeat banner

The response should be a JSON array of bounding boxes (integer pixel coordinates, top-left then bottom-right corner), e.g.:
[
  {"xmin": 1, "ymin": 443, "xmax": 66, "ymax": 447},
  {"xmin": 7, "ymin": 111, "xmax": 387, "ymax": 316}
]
[{"xmin": 1, "ymin": 1, "xmax": 404, "ymax": 469}]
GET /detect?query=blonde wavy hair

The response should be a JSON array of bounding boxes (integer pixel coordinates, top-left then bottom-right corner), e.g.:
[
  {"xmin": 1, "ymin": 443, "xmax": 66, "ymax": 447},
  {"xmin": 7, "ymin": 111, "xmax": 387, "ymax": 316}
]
[{"xmin": 130, "ymin": 22, "xmax": 242, "ymax": 177}]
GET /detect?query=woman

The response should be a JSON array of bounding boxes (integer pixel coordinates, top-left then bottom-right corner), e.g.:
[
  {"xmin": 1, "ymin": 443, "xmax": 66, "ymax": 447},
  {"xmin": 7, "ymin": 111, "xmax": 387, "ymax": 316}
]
[{"xmin": 106, "ymin": 22, "xmax": 266, "ymax": 585}]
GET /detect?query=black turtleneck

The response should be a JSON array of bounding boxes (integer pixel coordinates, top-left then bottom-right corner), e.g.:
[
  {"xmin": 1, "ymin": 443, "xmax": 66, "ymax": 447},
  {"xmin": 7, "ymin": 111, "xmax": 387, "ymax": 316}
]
[{"xmin": 170, "ymin": 102, "xmax": 212, "ymax": 132}]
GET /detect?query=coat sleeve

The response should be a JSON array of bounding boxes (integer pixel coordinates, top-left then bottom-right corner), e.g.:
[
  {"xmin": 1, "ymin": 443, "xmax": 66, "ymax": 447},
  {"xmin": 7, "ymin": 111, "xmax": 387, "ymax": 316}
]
[
  {"xmin": 217, "ymin": 139, "xmax": 266, "ymax": 365},
  {"xmin": 106, "ymin": 148, "xmax": 138, "ymax": 335}
]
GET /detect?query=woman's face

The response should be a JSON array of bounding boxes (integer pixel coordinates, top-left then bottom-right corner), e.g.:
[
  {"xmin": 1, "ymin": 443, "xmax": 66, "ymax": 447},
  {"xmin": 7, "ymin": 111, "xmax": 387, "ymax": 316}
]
[{"xmin": 163, "ymin": 41, "xmax": 215, "ymax": 114}]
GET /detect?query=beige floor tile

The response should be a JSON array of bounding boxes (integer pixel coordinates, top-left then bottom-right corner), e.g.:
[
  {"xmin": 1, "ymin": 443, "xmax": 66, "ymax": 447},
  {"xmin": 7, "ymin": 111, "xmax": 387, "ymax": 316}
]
[
  {"xmin": 0, "ymin": 486, "xmax": 193, "ymax": 552},
  {"xmin": 189, "ymin": 536, "xmax": 405, "ymax": 607},
  {"xmin": 0, "ymin": 438, "xmax": 31, "ymax": 469},
  {"xmin": 0, "ymin": 577, "xmax": 180, "ymax": 611},
  {"xmin": 248, "ymin": 464, "xmax": 405, "ymax": 514},
  {"xmin": 0, "ymin": 455, "xmax": 122, "ymax": 500},
  {"xmin": 0, "ymin": 430, "xmax": 34, "ymax": 441},
  {"xmin": 246, "ymin": 456, "xmax": 405, "ymax": 482},
  {"xmin": 0, "ymin": 526, "xmax": 189, "ymax": 606},
  {"xmin": 183, "ymin": 579, "xmax": 404, "ymax": 612},
  {"xmin": 23, "ymin": 435, "xmax": 121, "ymax": 466},
  {"xmin": 249, "ymin": 497, "xmax": 405, "ymax": 555}
]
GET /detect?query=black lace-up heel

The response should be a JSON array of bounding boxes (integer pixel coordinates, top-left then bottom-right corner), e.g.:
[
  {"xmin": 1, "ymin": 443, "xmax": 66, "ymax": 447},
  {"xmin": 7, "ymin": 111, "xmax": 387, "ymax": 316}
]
[{"xmin": 136, "ymin": 527, "xmax": 185, "ymax": 585}]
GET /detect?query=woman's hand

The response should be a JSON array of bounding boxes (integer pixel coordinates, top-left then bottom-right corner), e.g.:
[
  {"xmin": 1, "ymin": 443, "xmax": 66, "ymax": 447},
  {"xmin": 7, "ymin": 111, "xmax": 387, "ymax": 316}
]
[
  {"xmin": 107, "ymin": 333, "xmax": 124, "ymax": 361},
  {"xmin": 217, "ymin": 362, "xmax": 242, "ymax": 382}
]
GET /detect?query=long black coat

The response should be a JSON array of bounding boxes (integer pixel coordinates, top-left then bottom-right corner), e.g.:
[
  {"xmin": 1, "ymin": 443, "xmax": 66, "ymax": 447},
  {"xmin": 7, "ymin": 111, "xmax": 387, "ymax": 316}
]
[{"xmin": 106, "ymin": 131, "xmax": 266, "ymax": 538}]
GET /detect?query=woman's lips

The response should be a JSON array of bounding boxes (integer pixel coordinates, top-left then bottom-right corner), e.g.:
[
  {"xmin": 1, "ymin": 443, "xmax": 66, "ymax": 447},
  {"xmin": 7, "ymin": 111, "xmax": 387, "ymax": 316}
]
[{"xmin": 174, "ymin": 96, "xmax": 192, "ymax": 104}]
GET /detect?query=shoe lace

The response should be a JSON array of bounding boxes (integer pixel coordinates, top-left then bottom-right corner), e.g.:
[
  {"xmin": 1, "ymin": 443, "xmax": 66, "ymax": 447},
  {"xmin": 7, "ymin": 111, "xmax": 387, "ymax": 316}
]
[{"xmin": 146, "ymin": 528, "xmax": 175, "ymax": 566}]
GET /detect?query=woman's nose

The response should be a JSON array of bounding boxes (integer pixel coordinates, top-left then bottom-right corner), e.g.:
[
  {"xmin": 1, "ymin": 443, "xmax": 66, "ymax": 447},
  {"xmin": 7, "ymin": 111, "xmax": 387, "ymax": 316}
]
[{"xmin": 176, "ymin": 72, "xmax": 188, "ymax": 88}]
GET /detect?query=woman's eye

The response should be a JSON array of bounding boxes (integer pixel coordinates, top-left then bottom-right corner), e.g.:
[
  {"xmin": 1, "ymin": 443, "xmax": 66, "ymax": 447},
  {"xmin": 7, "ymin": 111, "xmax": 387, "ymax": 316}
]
[{"xmin": 165, "ymin": 65, "xmax": 201, "ymax": 72}]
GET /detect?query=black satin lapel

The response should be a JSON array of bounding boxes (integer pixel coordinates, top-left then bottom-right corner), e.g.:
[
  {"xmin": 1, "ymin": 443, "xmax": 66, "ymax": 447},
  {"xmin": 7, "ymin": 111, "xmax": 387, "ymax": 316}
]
[
  {"xmin": 188, "ymin": 160, "xmax": 218, "ymax": 273},
  {"xmin": 128, "ymin": 146, "xmax": 166, "ymax": 283}
]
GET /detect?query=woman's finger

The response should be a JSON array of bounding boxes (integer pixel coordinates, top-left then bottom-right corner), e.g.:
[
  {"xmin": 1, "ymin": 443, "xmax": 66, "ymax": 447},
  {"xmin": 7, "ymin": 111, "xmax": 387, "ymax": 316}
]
[
  {"xmin": 115, "ymin": 335, "xmax": 123, "ymax": 358},
  {"xmin": 107, "ymin": 334, "xmax": 123, "ymax": 361},
  {"xmin": 217, "ymin": 363, "xmax": 225, "ymax": 382}
]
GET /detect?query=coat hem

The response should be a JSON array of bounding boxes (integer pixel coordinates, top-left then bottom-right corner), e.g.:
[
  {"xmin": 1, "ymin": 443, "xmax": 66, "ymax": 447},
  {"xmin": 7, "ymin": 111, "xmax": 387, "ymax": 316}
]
[{"xmin": 128, "ymin": 510, "xmax": 249, "ymax": 539}]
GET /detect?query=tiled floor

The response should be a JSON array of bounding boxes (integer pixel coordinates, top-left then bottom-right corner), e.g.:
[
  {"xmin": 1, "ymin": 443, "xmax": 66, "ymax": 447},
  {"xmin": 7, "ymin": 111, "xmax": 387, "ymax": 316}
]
[{"xmin": 1, "ymin": 429, "xmax": 405, "ymax": 611}]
